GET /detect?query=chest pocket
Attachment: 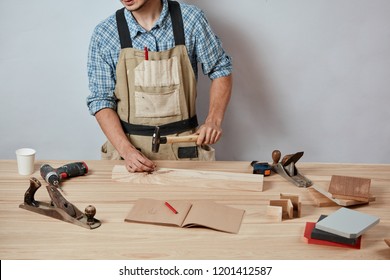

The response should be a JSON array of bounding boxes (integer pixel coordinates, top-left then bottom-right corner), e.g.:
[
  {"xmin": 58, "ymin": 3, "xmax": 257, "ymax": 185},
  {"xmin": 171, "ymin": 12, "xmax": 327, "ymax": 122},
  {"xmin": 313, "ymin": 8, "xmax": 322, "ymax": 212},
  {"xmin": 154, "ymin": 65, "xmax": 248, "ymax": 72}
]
[
  {"xmin": 134, "ymin": 56, "xmax": 180, "ymax": 87},
  {"xmin": 134, "ymin": 56, "xmax": 181, "ymax": 118}
]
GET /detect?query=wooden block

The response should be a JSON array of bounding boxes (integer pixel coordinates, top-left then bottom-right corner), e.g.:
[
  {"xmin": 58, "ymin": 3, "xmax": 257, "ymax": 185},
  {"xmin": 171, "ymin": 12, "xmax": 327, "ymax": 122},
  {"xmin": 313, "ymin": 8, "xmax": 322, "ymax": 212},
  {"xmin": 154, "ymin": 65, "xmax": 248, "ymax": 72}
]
[
  {"xmin": 329, "ymin": 175, "xmax": 371, "ymax": 202},
  {"xmin": 266, "ymin": 206, "xmax": 282, "ymax": 222},
  {"xmin": 280, "ymin": 193, "xmax": 299, "ymax": 208},
  {"xmin": 270, "ymin": 199, "xmax": 293, "ymax": 219},
  {"xmin": 385, "ymin": 239, "xmax": 390, "ymax": 247},
  {"xmin": 308, "ymin": 187, "xmax": 338, "ymax": 207},
  {"xmin": 112, "ymin": 165, "xmax": 263, "ymax": 191},
  {"xmin": 311, "ymin": 184, "xmax": 375, "ymax": 207},
  {"xmin": 297, "ymin": 202, "xmax": 302, "ymax": 218},
  {"xmin": 280, "ymin": 193, "xmax": 301, "ymax": 217}
]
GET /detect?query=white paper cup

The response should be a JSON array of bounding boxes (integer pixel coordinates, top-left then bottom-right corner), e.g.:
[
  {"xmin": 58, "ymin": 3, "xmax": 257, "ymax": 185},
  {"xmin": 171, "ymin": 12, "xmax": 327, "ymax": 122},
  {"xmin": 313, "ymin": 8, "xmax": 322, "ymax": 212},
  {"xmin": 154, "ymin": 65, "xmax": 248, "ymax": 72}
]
[{"xmin": 15, "ymin": 148, "xmax": 36, "ymax": 175}]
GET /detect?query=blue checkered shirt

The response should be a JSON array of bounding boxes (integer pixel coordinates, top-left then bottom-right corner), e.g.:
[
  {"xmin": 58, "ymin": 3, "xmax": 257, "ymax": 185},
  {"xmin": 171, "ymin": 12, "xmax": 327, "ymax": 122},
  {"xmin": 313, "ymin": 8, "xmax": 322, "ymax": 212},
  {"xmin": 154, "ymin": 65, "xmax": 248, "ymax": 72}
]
[{"xmin": 87, "ymin": 0, "xmax": 232, "ymax": 115}]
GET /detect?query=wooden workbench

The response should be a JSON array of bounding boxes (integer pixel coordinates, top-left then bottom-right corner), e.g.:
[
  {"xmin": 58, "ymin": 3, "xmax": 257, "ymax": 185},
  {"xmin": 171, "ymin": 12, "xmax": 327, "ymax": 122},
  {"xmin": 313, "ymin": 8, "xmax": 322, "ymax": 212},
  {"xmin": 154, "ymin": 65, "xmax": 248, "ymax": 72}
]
[{"xmin": 0, "ymin": 160, "xmax": 389, "ymax": 260}]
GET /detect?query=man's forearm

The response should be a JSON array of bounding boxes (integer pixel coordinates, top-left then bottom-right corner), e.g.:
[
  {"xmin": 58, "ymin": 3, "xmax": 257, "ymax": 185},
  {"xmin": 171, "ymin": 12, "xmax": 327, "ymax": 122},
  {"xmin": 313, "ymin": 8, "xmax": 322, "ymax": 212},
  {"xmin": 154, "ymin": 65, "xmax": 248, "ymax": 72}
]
[
  {"xmin": 196, "ymin": 74, "xmax": 233, "ymax": 145},
  {"xmin": 206, "ymin": 75, "xmax": 233, "ymax": 126},
  {"xmin": 95, "ymin": 108, "xmax": 136, "ymax": 157}
]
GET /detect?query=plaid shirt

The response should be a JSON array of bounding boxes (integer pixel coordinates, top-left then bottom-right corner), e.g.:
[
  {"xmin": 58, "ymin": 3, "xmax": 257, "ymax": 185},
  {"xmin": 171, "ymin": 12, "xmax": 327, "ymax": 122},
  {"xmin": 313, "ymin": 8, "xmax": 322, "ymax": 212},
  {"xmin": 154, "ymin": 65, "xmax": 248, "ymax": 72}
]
[{"xmin": 87, "ymin": 0, "xmax": 232, "ymax": 115}]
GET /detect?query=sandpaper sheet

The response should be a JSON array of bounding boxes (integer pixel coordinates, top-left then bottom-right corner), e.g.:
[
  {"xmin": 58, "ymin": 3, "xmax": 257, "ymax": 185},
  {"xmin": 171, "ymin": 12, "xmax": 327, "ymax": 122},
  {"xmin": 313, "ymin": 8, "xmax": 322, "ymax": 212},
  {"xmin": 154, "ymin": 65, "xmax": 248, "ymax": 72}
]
[
  {"xmin": 311, "ymin": 215, "xmax": 358, "ymax": 245},
  {"xmin": 304, "ymin": 222, "xmax": 361, "ymax": 249},
  {"xmin": 315, "ymin": 207, "xmax": 380, "ymax": 239}
]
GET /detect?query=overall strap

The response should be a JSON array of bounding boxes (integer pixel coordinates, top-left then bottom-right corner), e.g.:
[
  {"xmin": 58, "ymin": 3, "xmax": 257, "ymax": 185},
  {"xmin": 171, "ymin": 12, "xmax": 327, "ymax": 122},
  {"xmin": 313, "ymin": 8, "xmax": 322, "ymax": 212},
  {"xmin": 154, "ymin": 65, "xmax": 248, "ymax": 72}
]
[
  {"xmin": 168, "ymin": 0, "xmax": 185, "ymax": 46},
  {"xmin": 116, "ymin": 8, "xmax": 132, "ymax": 48},
  {"xmin": 115, "ymin": 1, "xmax": 185, "ymax": 49}
]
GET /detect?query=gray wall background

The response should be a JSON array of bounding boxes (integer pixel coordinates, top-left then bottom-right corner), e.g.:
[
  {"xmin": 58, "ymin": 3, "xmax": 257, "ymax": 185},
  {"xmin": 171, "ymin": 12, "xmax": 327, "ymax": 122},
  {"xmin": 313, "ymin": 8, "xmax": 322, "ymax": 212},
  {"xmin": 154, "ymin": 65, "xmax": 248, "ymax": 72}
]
[{"xmin": 1, "ymin": 0, "xmax": 389, "ymax": 163}]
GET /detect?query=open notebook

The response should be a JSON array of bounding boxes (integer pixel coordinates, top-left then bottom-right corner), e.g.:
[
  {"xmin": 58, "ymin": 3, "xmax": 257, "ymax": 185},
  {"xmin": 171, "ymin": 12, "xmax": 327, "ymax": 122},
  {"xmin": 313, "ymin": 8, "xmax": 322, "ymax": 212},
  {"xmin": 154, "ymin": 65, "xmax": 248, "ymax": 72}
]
[{"xmin": 125, "ymin": 199, "xmax": 245, "ymax": 234}]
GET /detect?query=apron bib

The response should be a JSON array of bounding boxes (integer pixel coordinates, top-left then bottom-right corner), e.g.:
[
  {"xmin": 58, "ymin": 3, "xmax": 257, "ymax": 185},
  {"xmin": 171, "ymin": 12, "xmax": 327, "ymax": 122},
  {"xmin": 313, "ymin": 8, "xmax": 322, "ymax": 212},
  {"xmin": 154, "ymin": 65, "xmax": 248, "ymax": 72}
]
[{"xmin": 101, "ymin": 1, "xmax": 215, "ymax": 161}]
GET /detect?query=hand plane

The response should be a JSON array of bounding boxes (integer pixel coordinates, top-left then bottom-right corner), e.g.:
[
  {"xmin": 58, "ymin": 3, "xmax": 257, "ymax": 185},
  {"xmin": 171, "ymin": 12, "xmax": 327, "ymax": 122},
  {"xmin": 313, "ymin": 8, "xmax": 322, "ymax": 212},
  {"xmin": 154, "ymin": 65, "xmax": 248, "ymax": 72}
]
[
  {"xmin": 19, "ymin": 177, "xmax": 101, "ymax": 229},
  {"xmin": 271, "ymin": 150, "xmax": 312, "ymax": 188}
]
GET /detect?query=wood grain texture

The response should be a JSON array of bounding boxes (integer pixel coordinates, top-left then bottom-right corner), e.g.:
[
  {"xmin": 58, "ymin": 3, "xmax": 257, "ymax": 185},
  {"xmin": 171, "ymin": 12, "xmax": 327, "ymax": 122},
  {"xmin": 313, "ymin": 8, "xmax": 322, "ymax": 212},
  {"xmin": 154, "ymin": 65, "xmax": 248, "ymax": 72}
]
[
  {"xmin": 280, "ymin": 193, "xmax": 301, "ymax": 218},
  {"xmin": 0, "ymin": 160, "xmax": 389, "ymax": 260},
  {"xmin": 310, "ymin": 184, "xmax": 375, "ymax": 207},
  {"xmin": 269, "ymin": 199, "xmax": 293, "ymax": 219},
  {"xmin": 266, "ymin": 206, "xmax": 283, "ymax": 222},
  {"xmin": 308, "ymin": 187, "xmax": 338, "ymax": 207},
  {"xmin": 329, "ymin": 175, "xmax": 371, "ymax": 202},
  {"xmin": 112, "ymin": 165, "xmax": 263, "ymax": 191}
]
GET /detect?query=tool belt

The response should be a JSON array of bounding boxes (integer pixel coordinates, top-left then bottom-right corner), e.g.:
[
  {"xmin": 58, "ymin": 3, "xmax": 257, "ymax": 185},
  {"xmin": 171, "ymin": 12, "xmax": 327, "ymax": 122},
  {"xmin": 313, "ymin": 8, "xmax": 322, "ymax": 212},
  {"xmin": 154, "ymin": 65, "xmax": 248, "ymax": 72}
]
[
  {"xmin": 120, "ymin": 115, "xmax": 198, "ymax": 136},
  {"xmin": 118, "ymin": 115, "xmax": 205, "ymax": 159}
]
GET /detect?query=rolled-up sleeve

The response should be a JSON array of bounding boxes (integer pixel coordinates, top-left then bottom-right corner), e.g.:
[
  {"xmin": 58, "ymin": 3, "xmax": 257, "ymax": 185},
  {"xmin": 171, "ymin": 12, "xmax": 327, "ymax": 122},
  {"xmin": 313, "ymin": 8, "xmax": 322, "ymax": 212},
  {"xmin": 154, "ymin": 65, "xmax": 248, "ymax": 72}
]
[
  {"xmin": 193, "ymin": 9, "xmax": 233, "ymax": 80},
  {"xmin": 86, "ymin": 25, "xmax": 118, "ymax": 116}
]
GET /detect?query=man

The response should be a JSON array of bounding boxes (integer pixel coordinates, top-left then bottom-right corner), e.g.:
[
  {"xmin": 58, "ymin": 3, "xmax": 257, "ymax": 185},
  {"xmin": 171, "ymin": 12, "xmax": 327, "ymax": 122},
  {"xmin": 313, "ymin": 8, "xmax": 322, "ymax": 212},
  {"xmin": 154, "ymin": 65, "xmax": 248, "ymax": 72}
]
[{"xmin": 87, "ymin": 0, "xmax": 232, "ymax": 173}]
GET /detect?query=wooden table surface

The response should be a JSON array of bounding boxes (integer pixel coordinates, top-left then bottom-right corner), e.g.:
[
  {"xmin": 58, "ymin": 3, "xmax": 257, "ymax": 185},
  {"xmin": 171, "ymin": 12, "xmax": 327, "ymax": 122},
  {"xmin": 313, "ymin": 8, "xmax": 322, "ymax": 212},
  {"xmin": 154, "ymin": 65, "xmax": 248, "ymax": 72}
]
[{"xmin": 0, "ymin": 160, "xmax": 389, "ymax": 260}]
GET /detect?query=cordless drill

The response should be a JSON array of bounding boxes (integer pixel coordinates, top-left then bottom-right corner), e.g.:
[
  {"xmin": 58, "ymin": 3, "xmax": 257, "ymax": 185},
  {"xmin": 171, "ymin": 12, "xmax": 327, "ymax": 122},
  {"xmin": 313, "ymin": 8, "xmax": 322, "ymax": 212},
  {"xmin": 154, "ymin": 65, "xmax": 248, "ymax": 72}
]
[{"xmin": 40, "ymin": 162, "xmax": 88, "ymax": 188}]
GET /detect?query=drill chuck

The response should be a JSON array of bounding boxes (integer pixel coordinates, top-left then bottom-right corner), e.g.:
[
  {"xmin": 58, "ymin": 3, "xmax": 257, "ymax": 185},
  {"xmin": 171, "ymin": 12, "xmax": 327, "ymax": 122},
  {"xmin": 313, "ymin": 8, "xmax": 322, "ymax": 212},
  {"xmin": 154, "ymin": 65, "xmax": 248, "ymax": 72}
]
[
  {"xmin": 45, "ymin": 171, "xmax": 60, "ymax": 187},
  {"xmin": 40, "ymin": 164, "xmax": 59, "ymax": 186}
]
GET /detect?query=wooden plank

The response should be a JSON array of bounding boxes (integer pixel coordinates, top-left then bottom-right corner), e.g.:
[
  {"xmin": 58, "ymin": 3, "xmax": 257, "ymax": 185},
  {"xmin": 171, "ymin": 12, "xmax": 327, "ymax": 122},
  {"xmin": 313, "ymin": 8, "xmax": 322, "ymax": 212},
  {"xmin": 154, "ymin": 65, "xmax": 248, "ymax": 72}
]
[
  {"xmin": 1, "ymin": 160, "xmax": 390, "ymax": 260},
  {"xmin": 329, "ymin": 175, "xmax": 371, "ymax": 202},
  {"xmin": 385, "ymin": 239, "xmax": 390, "ymax": 247},
  {"xmin": 311, "ymin": 184, "xmax": 375, "ymax": 207},
  {"xmin": 308, "ymin": 187, "xmax": 338, "ymax": 207},
  {"xmin": 111, "ymin": 165, "xmax": 263, "ymax": 191}
]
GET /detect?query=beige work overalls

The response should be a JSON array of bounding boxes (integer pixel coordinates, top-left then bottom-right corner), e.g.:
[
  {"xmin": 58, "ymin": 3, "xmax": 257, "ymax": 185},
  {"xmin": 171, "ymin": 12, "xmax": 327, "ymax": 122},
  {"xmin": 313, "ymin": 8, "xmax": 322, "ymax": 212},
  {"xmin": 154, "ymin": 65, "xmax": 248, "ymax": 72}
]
[{"xmin": 101, "ymin": 1, "xmax": 215, "ymax": 161}]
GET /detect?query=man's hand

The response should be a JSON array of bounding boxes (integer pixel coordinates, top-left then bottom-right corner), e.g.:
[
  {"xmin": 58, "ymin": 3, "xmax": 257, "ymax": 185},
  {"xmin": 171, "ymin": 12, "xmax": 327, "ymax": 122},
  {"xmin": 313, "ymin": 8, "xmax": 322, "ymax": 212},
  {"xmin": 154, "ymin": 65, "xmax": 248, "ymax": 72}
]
[
  {"xmin": 122, "ymin": 147, "xmax": 156, "ymax": 173},
  {"xmin": 196, "ymin": 122, "xmax": 222, "ymax": 145},
  {"xmin": 95, "ymin": 108, "xmax": 156, "ymax": 173}
]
